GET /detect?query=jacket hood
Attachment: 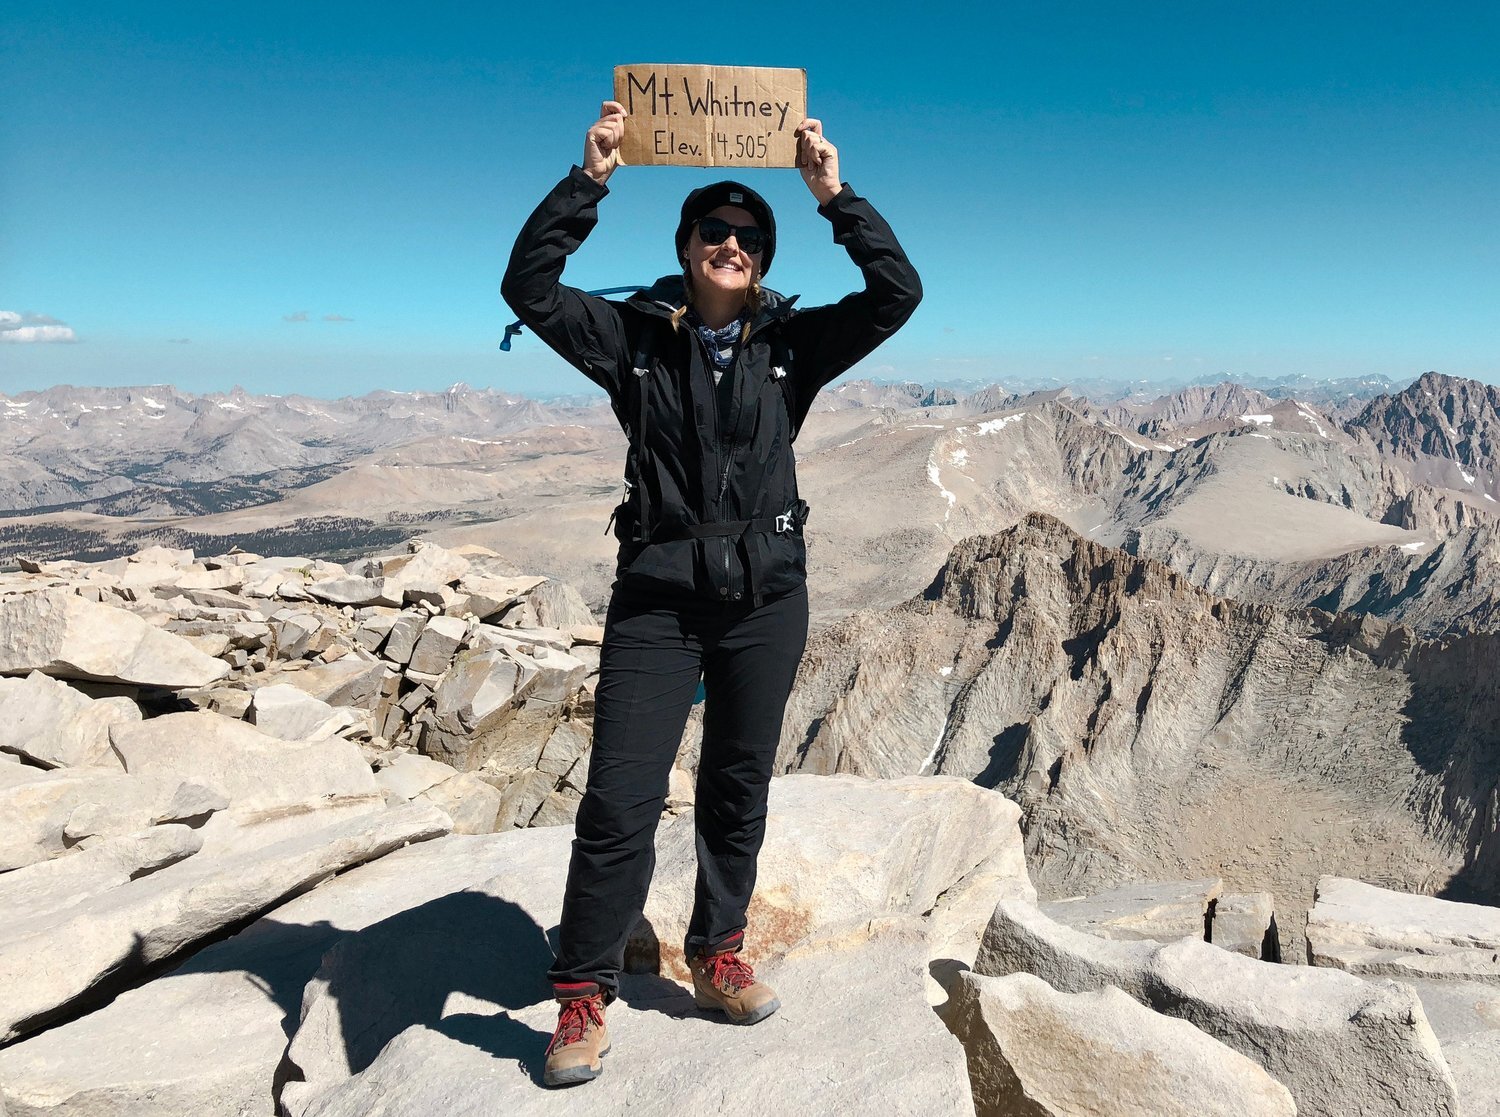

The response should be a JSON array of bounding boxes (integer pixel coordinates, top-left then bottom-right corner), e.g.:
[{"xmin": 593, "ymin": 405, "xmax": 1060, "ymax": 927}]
[{"xmin": 626, "ymin": 275, "xmax": 798, "ymax": 324}]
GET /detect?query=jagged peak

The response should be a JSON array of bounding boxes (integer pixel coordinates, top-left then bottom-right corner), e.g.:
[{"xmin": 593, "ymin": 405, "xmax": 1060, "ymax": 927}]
[
  {"xmin": 919, "ymin": 513, "xmax": 1427, "ymax": 666},
  {"xmin": 1348, "ymin": 373, "xmax": 1500, "ymax": 469},
  {"xmin": 925, "ymin": 513, "xmax": 1205, "ymax": 621},
  {"xmin": 1371, "ymin": 371, "xmax": 1497, "ymax": 413}
]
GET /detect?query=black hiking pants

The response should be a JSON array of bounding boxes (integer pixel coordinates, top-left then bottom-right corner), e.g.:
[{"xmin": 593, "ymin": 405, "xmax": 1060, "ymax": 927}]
[{"xmin": 547, "ymin": 580, "xmax": 809, "ymax": 1000}]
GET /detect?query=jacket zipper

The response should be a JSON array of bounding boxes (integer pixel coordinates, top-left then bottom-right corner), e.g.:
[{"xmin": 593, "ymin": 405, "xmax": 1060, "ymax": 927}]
[{"xmin": 698, "ymin": 329, "xmax": 738, "ymax": 594}]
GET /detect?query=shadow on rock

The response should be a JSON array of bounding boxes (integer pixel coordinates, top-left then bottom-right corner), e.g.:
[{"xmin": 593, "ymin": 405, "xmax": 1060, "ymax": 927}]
[
  {"xmin": 434, "ymin": 1012, "xmax": 555, "ymax": 1087},
  {"xmin": 615, "ymin": 971, "xmax": 698, "ymax": 1019},
  {"xmin": 276, "ymin": 890, "xmax": 558, "ymax": 1102},
  {"xmin": 1398, "ymin": 633, "xmax": 1500, "ymax": 903}
]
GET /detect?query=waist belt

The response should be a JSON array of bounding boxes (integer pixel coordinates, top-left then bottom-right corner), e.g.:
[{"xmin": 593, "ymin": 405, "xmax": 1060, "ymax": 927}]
[{"xmin": 671, "ymin": 500, "xmax": 810, "ymax": 541}]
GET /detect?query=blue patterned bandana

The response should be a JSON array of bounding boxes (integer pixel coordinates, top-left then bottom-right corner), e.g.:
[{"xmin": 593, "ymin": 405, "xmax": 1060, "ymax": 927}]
[{"xmin": 688, "ymin": 310, "xmax": 746, "ymax": 383}]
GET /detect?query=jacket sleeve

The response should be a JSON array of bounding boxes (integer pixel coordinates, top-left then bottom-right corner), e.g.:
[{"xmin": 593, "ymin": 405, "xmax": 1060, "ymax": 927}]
[
  {"xmin": 501, "ymin": 166, "xmax": 630, "ymax": 397},
  {"xmin": 781, "ymin": 186, "xmax": 923, "ymax": 406}
]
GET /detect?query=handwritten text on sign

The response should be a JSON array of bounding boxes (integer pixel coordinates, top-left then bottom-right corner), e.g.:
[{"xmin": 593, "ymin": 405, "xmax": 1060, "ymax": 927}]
[{"xmin": 613, "ymin": 64, "xmax": 806, "ymax": 168}]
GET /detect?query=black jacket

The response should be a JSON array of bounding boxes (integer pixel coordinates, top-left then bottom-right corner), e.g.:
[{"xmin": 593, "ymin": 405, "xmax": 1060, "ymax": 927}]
[{"xmin": 502, "ymin": 166, "xmax": 921, "ymax": 604}]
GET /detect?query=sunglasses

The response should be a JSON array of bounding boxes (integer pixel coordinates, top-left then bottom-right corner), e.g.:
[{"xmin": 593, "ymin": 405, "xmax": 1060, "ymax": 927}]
[{"xmin": 695, "ymin": 217, "xmax": 767, "ymax": 255}]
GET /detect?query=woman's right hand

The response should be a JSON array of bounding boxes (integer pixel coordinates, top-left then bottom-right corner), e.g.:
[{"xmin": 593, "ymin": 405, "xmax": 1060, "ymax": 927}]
[{"xmin": 583, "ymin": 100, "xmax": 627, "ymax": 185}]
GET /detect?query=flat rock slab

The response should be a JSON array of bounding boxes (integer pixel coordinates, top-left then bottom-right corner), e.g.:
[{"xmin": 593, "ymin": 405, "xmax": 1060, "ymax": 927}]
[
  {"xmin": 375, "ymin": 543, "xmax": 472, "ymax": 595},
  {"xmin": 472, "ymin": 623, "xmax": 571, "ymax": 655},
  {"xmin": 567, "ymin": 624, "xmax": 605, "ymax": 646},
  {"xmin": 418, "ymin": 772, "xmax": 502, "ymax": 834},
  {"xmin": 0, "ymin": 591, "xmax": 230, "ymax": 688},
  {"xmin": 176, "ymin": 587, "xmax": 259, "ymax": 611},
  {"xmin": 974, "ymin": 895, "xmax": 1158, "ymax": 1000},
  {"xmin": 945, "ymin": 971, "xmax": 1295, "ymax": 1116},
  {"xmin": 270, "ymin": 658, "xmax": 393, "ymax": 710},
  {"xmin": 0, "ymin": 768, "xmax": 181, "ymax": 872},
  {"xmin": 1406, "ymin": 979, "xmax": 1500, "ymax": 1117},
  {"xmin": 0, "ymin": 825, "xmax": 203, "ymax": 926},
  {"xmin": 110, "ymin": 710, "xmax": 381, "ymax": 820},
  {"xmin": 0, "ymin": 671, "xmax": 139, "ymax": 769},
  {"xmin": 307, "ymin": 576, "xmax": 401, "ymax": 608},
  {"xmin": 0, "ymin": 829, "xmax": 557, "ymax": 1117},
  {"xmin": 249, "ymin": 683, "xmax": 358, "ymax": 741},
  {"xmin": 1153, "ymin": 938, "xmax": 1458, "ymax": 1117},
  {"xmin": 635, "ymin": 774, "xmax": 1033, "ymax": 981},
  {"xmin": 519, "ymin": 647, "xmax": 587, "ymax": 703},
  {"xmin": 1308, "ymin": 876, "xmax": 1500, "ymax": 983},
  {"xmin": 284, "ymin": 917, "xmax": 971, "ymax": 1117},
  {"xmin": 527, "ymin": 579, "xmax": 596, "ymax": 630},
  {"xmin": 0, "ymin": 802, "xmax": 451, "ymax": 1042},
  {"xmin": 1040, "ymin": 877, "xmax": 1221, "ymax": 943},
  {"xmin": 131, "ymin": 545, "xmax": 195, "ymax": 565},
  {"xmin": 431, "ymin": 649, "xmax": 534, "ymax": 737},
  {"xmin": 381, "ymin": 612, "xmax": 427, "ymax": 664},
  {"xmin": 407, "ymin": 615, "xmax": 468, "ymax": 675},
  {"xmin": 376, "ymin": 751, "xmax": 459, "ymax": 800},
  {"xmin": 976, "ymin": 898, "xmax": 1460, "ymax": 1117}
]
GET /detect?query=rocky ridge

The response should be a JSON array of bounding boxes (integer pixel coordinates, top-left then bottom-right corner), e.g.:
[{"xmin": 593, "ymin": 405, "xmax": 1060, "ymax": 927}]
[
  {"xmin": 1098, "ymin": 380, "xmax": 1280, "ymax": 440},
  {"xmin": 1, "ymin": 540, "xmax": 619, "ymax": 848},
  {"xmin": 780, "ymin": 512, "xmax": 1500, "ymax": 956}
]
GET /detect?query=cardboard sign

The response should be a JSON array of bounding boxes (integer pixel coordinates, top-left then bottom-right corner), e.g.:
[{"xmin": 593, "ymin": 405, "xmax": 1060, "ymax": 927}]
[{"xmin": 613, "ymin": 64, "xmax": 806, "ymax": 169}]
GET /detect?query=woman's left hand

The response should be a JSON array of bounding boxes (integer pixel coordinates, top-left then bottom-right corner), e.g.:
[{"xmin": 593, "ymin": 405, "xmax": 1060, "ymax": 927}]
[{"xmin": 794, "ymin": 119, "xmax": 842, "ymax": 206}]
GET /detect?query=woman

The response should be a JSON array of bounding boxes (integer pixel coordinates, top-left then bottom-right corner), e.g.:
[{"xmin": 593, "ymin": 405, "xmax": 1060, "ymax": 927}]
[{"xmin": 501, "ymin": 99, "xmax": 920, "ymax": 1087}]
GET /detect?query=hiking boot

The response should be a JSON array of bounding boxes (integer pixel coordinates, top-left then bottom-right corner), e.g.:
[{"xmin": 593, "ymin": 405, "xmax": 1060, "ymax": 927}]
[
  {"xmin": 543, "ymin": 988, "xmax": 610, "ymax": 1087},
  {"xmin": 689, "ymin": 945, "xmax": 780, "ymax": 1025}
]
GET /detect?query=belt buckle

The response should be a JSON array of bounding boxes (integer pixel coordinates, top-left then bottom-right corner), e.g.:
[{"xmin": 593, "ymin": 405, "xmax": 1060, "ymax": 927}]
[{"xmin": 774, "ymin": 512, "xmax": 792, "ymax": 533}]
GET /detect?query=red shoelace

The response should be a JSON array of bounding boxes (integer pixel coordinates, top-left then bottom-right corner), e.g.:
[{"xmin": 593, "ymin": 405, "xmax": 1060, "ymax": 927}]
[
  {"xmin": 548, "ymin": 995, "xmax": 604, "ymax": 1053},
  {"xmin": 703, "ymin": 950, "xmax": 756, "ymax": 993}
]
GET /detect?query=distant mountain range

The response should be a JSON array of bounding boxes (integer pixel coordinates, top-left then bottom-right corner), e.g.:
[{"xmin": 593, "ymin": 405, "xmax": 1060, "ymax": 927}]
[
  {"xmin": 0, "ymin": 383, "xmax": 611, "ymax": 516},
  {"xmin": 6, "ymin": 370, "xmax": 1500, "ymax": 640},
  {"xmin": 824, "ymin": 371, "xmax": 1406, "ymax": 417}
]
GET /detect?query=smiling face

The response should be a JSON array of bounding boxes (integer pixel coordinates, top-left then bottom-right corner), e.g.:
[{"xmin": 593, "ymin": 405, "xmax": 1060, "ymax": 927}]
[{"xmin": 686, "ymin": 204, "xmax": 762, "ymax": 305}]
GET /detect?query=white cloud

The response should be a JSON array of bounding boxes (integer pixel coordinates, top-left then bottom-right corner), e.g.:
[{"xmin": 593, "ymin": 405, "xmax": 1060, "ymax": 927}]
[
  {"xmin": 283, "ymin": 310, "xmax": 310, "ymax": 323},
  {"xmin": 0, "ymin": 311, "xmax": 77, "ymax": 343},
  {"xmin": 322, "ymin": 313, "xmax": 354, "ymax": 323}
]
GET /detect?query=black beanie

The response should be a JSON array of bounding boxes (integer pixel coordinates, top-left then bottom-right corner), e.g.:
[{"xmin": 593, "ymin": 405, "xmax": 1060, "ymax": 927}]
[{"xmin": 674, "ymin": 181, "xmax": 776, "ymax": 276}]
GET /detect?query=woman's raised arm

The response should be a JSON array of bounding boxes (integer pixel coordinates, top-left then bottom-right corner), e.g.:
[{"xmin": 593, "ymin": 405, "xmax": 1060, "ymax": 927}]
[{"xmin": 500, "ymin": 103, "xmax": 636, "ymax": 396}]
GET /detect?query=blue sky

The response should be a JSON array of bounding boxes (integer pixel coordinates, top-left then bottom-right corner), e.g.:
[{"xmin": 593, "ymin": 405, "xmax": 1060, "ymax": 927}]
[{"xmin": 2, "ymin": 1, "xmax": 1496, "ymax": 398}]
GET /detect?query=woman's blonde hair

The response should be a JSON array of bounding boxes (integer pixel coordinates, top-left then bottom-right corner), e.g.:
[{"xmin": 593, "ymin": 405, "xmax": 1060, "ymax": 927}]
[{"xmin": 669, "ymin": 267, "xmax": 763, "ymax": 343}]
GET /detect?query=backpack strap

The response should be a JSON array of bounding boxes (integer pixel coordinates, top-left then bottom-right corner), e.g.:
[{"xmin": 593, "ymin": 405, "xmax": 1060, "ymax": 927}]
[
  {"xmin": 626, "ymin": 317, "xmax": 661, "ymax": 542},
  {"xmin": 768, "ymin": 330, "xmax": 800, "ymax": 439}
]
